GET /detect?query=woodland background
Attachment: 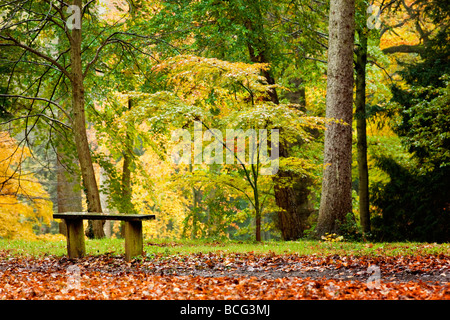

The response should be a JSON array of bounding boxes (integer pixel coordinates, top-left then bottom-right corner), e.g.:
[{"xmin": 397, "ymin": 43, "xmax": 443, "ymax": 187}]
[{"xmin": 0, "ymin": 0, "xmax": 449, "ymax": 244}]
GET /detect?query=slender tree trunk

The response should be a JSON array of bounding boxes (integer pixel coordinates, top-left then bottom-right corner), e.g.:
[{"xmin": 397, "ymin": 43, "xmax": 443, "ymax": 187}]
[
  {"xmin": 243, "ymin": 3, "xmax": 315, "ymax": 241},
  {"xmin": 251, "ymin": 164, "xmax": 261, "ymax": 242},
  {"xmin": 355, "ymin": 27, "xmax": 371, "ymax": 233},
  {"xmin": 117, "ymin": 98, "xmax": 136, "ymax": 237},
  {"xmin": 183, "ymin": 163, "xmax": 203, "ymax": 239},
  {"xmin": 245, "ymin": 17, "xmax": 268, "ymax": 242},
  {"xmin": 254, "ymin": 206, "xmax": 261, "ymax": 242},
  {"xmin": 121, "ymin": 98, "xmax": 134, "ymax": 213},
  {"xmin": 316, "ymin": 0, "xmax": 355, "ymax": 237},
  {"xmin": 70, "ymin": 0, "xmax": 104, "ymax": 238},
  {"xmin": 246, "ymin": 20, "xmax": 306, "ymax": 240},
  {"xmin": 99, "ymin": 166, "xmax": 111, "ymax": 238},
  {"xmin": 277, "ymin": 78, "xmax": 316, "ymax": 240}
]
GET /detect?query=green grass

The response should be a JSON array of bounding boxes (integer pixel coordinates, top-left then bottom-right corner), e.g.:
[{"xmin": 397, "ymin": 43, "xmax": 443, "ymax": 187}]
[{"xmin": 0, "ymin": 238, "xmax": 448, "ymax": 258}]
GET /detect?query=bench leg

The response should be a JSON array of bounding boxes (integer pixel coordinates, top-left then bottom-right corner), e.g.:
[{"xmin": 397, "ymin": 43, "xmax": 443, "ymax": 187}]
[
  {"xmin": 66, "ymin": 219, "xmax": 85, "ymax": 259},
  {"xmin": 124, "ymin": 221, "xmax": 143, "ymax": 261}
]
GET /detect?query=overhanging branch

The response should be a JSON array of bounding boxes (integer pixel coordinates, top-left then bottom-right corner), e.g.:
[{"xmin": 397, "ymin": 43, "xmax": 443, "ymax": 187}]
[
  {"xmin": 381, "ymin": 44, "xmax": 425, "ymax": 55},
  {"xmin": 0, "ymin": 113, "xmax": 71, "ymax": 129},
  {"xmin": 0, "ymin": 35, "xmax": 72, "ymax": 81},
  {"xmin": 0, "ymin": 94, "xmax": 71, "ymax": 121}
]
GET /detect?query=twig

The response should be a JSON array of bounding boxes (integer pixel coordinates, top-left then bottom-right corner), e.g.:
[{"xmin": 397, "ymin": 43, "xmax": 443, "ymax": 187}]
[{"xmin": 0, "ymin": 113, "xmax": 71, "ymax": 129}]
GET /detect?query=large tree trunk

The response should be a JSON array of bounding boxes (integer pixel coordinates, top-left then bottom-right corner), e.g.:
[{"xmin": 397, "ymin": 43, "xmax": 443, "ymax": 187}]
[
  {"xmin": 56, "ymin": 153, "xmax": 82, "ymax": 236},
  {"xmin": 316, "ymin": 0, "xmax": 355, "ymax": 237},
  {"xmin": 55, "ymin": 97, "xmax": 82, "ymax": 236},
  {"xmin": 355, "ymin": 26, "xmax": 371, "ymax": 233},
  {"xmin": 70, "ymin": 0, "xmax": 104, "ymax": 238}
]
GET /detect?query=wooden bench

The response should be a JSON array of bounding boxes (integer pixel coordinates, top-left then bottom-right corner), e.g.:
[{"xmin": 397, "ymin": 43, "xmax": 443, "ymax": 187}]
[{"xmin": 53, "ymin": 212, "xmax": 155, "ymax": 261}]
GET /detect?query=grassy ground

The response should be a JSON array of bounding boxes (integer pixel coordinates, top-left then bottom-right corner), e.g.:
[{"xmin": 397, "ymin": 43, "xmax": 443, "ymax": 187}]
[{"xmin": 0, "ymin": 237, "xmax": 448, "ymax": 258}]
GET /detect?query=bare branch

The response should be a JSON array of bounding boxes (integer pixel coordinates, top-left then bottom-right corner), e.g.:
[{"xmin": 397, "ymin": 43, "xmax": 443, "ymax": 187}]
[
  {"xmin": 0, "ymin": 113, "xmax": 71, "ymax": 129},
  {"xmin": 0, "ymin": 58, "xmax": 61, "ymax": 72},
  {"xmin": 0, "ymin": 94, "xmax": 71, "ymax": 120},
  {"xmin": 82, "ymin": 0, "xmax": 97, "ymax": 12},
  {"xmin": 367, "ymin": 60, "xmax": 394, "ymax": 83},
  {"xmin": 83, "ymin": 34, "xmax": 122, "ymax": 78},
  {"xmin": 220, "ymin": 180, "xmax": 255, "ymax": 208},
  {"xmin": 0, "ymin": 35, "xmax": 72, "ymax": 80},
  {"xmin": 82, "ymin": 32, "xmax": 169, "ymax": 78},
  {"xmin": 303, "ymin": 56, "xmax": 327, "ymax": 64}
]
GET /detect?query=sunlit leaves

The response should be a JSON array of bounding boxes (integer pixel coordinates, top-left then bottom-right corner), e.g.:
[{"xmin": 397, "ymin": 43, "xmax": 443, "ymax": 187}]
[
  {"xmin": 112, "ymin": 54, "xmax": 326, "ymax": 240},
  {"xmin": 0, "ymin": 132, "xmax": 53, "ymax": 239}
]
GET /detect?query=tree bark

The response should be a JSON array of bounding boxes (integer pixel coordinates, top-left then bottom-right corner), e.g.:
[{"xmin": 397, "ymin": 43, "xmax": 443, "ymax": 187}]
[
  {"xmin": 99, "ymin": 166, "xmax": 112, "ymax": 238},
  {"xmin": 70, "ymin": 0, "xmax": 104, "ymax": 238},
  {"xmin": 187, "ymin": 162, "xmax": 203, "ymax": 239},
  {"xmin": 277, "ymin": 78, "xmax": 316, "ymax": 240},
  {"xmin": 355, "ymin": 27, "xmax": 371, "ymax": 233},
  {"xmin": 244, "ymin": 13, "xmax": 275, "ymax": 241},
  {"xmin": 245, "ymin": 12, "xmax": 309, "ymax": 241},
  {"xmin": 57, "ymin": 152, "xmax": 82, "ymax": 236},
  {"xmin": 121, "ymin": 98, "xmax": 134, "ymax": 214},
  {"xmin": 250, "ymin": 162, "xmax": 262, "ymax": 242},
  {"xmin": 316, "ymin": 0, "xmax": 355, "ymax": 237}
]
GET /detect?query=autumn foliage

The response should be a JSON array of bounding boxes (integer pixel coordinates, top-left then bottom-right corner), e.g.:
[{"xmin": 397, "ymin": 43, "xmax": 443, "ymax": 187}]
[
  {"xmin": 0, "ymin": 132, "xmax": 53, "ymax": 239},
  {"xmin": 0, "ymin": 250, "xmax": 448, "ymax": 300},
  {"xmin": 1, "ymin": 0, "xmax": 449, "ymax": 305}
]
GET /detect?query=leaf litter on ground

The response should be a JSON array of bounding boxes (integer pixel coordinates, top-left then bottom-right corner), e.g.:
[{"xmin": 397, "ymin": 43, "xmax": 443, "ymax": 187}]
[{"xmin": 0, "ymin": 250, "xmax": 448, "ymax": 300}]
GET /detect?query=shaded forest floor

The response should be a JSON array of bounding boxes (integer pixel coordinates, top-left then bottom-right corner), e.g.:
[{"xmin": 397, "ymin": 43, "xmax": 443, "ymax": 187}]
[{"xmin": 0, "ymin": 240, "xmax": 449, "ymax": 299}]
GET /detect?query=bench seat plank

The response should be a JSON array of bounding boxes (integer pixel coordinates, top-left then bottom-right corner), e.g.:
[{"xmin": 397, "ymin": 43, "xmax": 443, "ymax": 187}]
[{"xmin": 53, "ymin": 212, "xmax": 155, "ymax": 221}]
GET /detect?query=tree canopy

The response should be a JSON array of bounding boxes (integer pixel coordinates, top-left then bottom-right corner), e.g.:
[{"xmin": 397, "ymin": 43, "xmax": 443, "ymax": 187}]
[{"xmin": 0, "ymin": 0, "xmax": 448, "ymax": 243}]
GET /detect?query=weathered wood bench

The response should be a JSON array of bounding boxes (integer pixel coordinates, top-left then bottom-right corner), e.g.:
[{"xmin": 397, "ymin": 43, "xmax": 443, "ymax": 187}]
[{"xmin": 53, "ymin": 212, "xmax": 155, "ymax": 261}]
